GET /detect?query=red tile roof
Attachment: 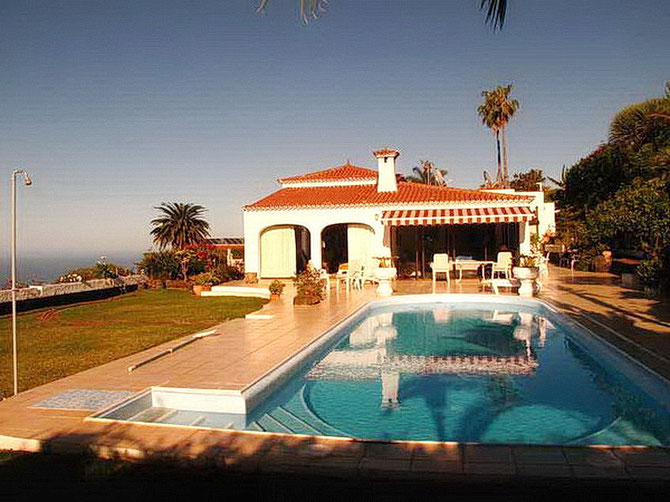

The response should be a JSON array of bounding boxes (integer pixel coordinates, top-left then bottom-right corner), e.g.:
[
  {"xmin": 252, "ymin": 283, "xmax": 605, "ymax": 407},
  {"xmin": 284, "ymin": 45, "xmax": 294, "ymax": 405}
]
[
  {"xmin": 245, "ymin": 182, "xmax": 531, "ymax": 210},
  {"xmin": 278, "ymin": 164, "xmax": 377, "ymax": 184}
]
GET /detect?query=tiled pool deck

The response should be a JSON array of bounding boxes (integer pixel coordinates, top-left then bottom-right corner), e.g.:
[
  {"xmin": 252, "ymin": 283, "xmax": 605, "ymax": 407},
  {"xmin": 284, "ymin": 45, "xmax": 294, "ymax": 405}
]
[{"xmin": 1, "ymin": 267, "xmax": 669, "ymax": 488}]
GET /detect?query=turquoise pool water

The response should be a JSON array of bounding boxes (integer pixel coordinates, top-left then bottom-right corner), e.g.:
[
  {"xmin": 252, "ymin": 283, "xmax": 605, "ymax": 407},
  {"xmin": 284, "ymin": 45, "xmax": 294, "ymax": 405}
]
[{"xmin": 246, "ymin": 301, "xmax": 670, "ymax": 445}]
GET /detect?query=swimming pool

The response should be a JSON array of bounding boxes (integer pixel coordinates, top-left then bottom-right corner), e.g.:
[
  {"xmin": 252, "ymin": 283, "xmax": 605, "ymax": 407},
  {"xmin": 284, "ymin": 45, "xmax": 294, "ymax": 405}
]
[{"xmin": 94, "ymin": 295, "xmax": 670, "ymax": 446}]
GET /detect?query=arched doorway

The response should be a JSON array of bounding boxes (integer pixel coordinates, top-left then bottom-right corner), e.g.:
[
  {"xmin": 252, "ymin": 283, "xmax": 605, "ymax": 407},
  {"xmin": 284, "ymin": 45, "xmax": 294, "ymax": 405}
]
[
  {"xmin": 321, "ymin": 223, "xmax": 374, "ymax": 273},
  {"xmin": 260, "ymin": 225, "xmax": 310, "ymax": 278}
]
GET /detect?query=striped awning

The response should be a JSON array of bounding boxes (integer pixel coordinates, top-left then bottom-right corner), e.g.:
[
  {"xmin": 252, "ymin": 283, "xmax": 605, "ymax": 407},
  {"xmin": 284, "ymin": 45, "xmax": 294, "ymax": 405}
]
[{"xmin": 381, "ymin": 207, "xmax": 535, "ymax": 226}]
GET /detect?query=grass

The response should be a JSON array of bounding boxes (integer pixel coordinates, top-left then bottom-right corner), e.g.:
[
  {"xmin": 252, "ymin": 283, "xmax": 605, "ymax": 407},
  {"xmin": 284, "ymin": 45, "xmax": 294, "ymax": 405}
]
[{"xmin": 0, "ymin": 289, "xmax": 266, "ymax": 397}]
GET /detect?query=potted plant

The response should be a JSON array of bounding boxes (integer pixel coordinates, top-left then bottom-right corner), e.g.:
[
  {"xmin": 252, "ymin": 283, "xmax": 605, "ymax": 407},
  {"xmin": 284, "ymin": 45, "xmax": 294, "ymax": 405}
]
[
  {"xmin": 268, "ymin": 279, "xmax": 285, "ymax": 300},
  {"xmin": 373, "ymin": 256, "xmax": 397, "ymax": 297},
  {"xmin": 293, "ymin": 266, "xmax": 326, "ymax": 305},
  {"xmin": 513, "ymin": 255, "xmax": 540, "ymax": 297},
  {"xmin": 192, "ymin": 272, "xmax": 219, "ymax": 296}
]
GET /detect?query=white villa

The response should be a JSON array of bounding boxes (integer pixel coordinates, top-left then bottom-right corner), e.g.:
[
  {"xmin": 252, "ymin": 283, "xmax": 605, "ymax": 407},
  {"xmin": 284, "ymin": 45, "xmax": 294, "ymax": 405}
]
[{"xmin": 243, "ymin": 149, "xmax": 555, "ymax": 281}]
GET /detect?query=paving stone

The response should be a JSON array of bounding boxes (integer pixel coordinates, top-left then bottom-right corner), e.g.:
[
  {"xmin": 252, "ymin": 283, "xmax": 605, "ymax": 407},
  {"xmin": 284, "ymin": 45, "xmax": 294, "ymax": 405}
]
[
  {"xmin": 625, "ymin": 465, "xmax": 670, "ymax": 480},
  {"xmin": 364, "ymin": 441, "xmax": 413, "ymax": 459},
  {"xmin": 513, "ymin": 446, "xmax": 567, "ymax": 465},
  {"xmin": 571, "ymin": 464, "xmax": 630, "ymax": 479},
  {"xmin": 613, "ymin": 448, "xmax": 670, "ymax": 467},
  {"xmin": 464, "ymin": 444, "xmax": 514, "ymax": 463},
  {"xmin": 359, "ymin": 457, "xmax": 413, "ymax": 479},
  {"xmin": 412, "ymin": 442, "xmax": 461, "ymax": 462},
  {"xmin": 463, "ymin": 462, "xmax": 516, "ymax": 476},
  {"xmin": 562, "ymin": 447, "xmax": 624, "ymax": 467},
  {"xmin": 411, "ymin": 457, "xmax": 463, "ymax": 474},
  {"xmin": 516, "ymin": 463, "xmax": 573, "ymax": 478}
]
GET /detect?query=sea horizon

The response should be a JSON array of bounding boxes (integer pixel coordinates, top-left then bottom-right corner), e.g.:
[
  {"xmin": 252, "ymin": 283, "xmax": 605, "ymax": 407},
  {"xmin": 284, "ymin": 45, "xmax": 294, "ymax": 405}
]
[{"xmin": 0, "ymin": 252, "xmax": 143, "ymax": 285}]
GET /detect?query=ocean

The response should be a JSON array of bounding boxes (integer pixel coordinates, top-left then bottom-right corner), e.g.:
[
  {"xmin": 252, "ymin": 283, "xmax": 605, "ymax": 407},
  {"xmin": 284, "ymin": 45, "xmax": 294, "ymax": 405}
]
[{"xmin": 1, "ymin": 253, "xmax": 141, "ymax": 285}]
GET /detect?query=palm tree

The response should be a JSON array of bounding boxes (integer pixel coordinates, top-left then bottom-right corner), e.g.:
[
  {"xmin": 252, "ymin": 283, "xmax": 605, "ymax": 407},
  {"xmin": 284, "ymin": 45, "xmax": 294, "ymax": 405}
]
[
  {"xmin": 495, "ymin": 85, "xmax": 519, "ymax": 185},
  {"xmin": 477, "ymin": 84, "xmax": 519, "ymax": 187},
  {"xmin": 150, "ymin": 202, "xmax": 210, "ymax": 249},
  {"xmin": 257, "ymin": 1, "xmax": 508, "ymax": 29},
  {"xmin": 477, "ymin": 90, "xmax": 503, "ymax": 185},
  {"xmin": 609, "ymin": 96, "xmax": 670, "ymax": 150},
  {"xmin": 547, "ymin": 165, "xmax": 568, "ymax": 190},
  {"xmin": 406, "ymin": 160, "xmax": 449, "ymax": 185}
]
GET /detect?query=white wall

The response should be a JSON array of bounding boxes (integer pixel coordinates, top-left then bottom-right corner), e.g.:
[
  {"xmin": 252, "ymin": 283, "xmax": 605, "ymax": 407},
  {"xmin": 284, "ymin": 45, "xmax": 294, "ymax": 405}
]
[{"xmin": 244, "ymin": 206, "xmax": 387, "ymax": 277}]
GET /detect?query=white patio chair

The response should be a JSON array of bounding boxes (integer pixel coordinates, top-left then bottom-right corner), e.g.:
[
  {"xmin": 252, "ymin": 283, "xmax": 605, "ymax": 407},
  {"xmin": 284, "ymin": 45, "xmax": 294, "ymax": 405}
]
[
  {"xmin": 537, "ymin": 252, "xmax": 550, "ymax": 280},
  {"xmin": 318, "ymin": 268, "xmax": 331, "ymax": 289},
  {"xmin": 335, "ymin": 263, "xmax": 349, "ymax": 291},
  {"xmin": 345, "ymin": 260, "xmax": 363, "ymax": 290},
  {"xmin": 430, "ymin": 254, "xmax": 451, "ymax": 285},
  {"xmin": 492, "ymin": 252, "xmax": 513, "ymax": 279},
  {"xmin": 360, "ymin": 261, "xmax": 380, "ymax": 287}
]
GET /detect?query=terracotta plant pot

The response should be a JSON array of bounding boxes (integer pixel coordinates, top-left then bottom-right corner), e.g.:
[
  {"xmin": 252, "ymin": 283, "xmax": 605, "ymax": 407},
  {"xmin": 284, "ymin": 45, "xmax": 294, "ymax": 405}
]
[
  {"xmin": 270, "ymin": 293, "xmax": 280, "ymax": 301},
  {"xmin": 192, "ymin": 285, "xmax": 203, "ymax": 296},
  {"xmin": 293, "ymin": 294, "xmax": 321, "ymax": 306}
]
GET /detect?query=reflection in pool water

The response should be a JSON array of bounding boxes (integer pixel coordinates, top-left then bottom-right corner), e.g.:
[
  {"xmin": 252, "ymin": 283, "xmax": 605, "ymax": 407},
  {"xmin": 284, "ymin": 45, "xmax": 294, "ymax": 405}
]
[{"xmin": 247, "ymin": 303, "xmax": 670, "ymax": 445}]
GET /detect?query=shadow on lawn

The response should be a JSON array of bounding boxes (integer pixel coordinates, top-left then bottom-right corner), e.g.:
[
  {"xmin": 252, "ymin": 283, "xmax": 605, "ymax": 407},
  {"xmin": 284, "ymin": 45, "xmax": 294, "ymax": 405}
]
[{"xmin": 1, "ymin": 424, "xmax": 667, "ymax": 500}]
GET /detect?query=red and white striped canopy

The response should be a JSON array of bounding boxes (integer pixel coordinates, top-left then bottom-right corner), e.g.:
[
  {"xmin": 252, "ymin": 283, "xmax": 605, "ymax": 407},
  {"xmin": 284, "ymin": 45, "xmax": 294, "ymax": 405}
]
[{"xmin": 381, "ymin": 207, "xmax": 534, "ymax": 226}]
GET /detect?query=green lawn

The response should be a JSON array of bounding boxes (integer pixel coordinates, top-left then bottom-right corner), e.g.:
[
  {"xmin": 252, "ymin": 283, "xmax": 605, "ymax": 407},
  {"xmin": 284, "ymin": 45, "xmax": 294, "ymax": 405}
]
[{"xmin": 0, "ymin": 289, "xmax": 266, "ymax": 397}]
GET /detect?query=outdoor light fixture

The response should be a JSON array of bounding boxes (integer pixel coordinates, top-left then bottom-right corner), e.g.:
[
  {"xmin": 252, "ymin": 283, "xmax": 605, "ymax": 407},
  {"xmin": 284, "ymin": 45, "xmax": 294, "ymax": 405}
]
[{"xmin": 11, "ymin": 169, "xmax": 33, "ymax": 396}]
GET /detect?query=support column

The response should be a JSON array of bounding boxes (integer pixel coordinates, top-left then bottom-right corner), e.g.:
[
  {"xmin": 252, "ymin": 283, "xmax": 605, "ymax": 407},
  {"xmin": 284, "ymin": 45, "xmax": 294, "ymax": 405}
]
[
  {"xmin": 243, "ymin": 212, "xmax": 260, "ymax": 282},
  {"xmin": 309, "ymin": 226, "xmax": 322, "ymax": 270},
  {"xmin": 519, "ymin": 221, "xmax": 532, "ymax": 255}
]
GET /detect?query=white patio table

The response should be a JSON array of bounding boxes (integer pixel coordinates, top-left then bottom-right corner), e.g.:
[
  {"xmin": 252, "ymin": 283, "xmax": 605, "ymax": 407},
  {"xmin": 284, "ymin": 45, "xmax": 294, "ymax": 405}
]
[{"xmin": 453, "ymin": 259, "xmax": 495, "ymax": 282}]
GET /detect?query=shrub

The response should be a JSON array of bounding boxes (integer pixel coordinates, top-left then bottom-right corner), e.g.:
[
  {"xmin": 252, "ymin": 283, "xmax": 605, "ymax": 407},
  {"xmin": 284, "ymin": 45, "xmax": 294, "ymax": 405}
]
[
  {"xmin": 139, "ymin": 247, "xmax": 243, "ymax": 282},
  {"xmin": 137, "ymin": 251, "xmax": 181, "ymax": 280},
  {"xmin": 516, "ymin": 255, "xmax": 539, "ymax": 267},
  {"xmin": 268, "ymin": 279, "xmax": 285, "ymax": 295},
  {"xmin": 212, "ymin": 263, "xmax": 244, "ymax": 283},
  {"xmin": 58, "ymin": 262, "xmax": 132, "ymax": 282},
  {"xmin": 293, "ymin": 267, "xmax": 325, "ymax": 303},
  {"xmin": 192, "ymin": 271, "xmax": 220, "ymax": 286},
  {"xmin": 637, "ymin": 257, "xmax": 663, "ymax": 288},
  {"xmin": 57, "ymin": 273, "xmax": 83, "ymax": 283}
]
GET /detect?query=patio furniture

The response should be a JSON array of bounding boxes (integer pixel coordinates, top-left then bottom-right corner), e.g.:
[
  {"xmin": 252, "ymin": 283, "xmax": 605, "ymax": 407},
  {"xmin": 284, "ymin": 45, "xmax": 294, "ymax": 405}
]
[
  {"xmin": 537, "ymin": 252, "xmax": 550, "ymax": 279},
  {"xmin": 559, "ymin": 250, "xmax": 578, "ymax": 271},
  {"xmin": 482, "ymin": 278, "xmax": 520, "ymax": 295},
  {"xmin": 335, "ymin": 262, "xmax": 361, "ymax": 291},
  {"xmin": 318, "ymin": 268, "xmax": 331, "ymax": 289},
  {"xmin": 346, "ymin": 260, "xmax": 363, "ymax": 290},
  {"xmin": 360, "ymin": 261, "xmax": 380, "ymax": 287},
  {"xmin": 453, "ymin": 258, "xmax": 495, "ymax": 282},
  {"xmin": 430, "ymin": 254, "xmax": 451, "ymax": 285},
  {"xmin": 492, "ymin": 252, "xmax": 513, "ymax": 279}
]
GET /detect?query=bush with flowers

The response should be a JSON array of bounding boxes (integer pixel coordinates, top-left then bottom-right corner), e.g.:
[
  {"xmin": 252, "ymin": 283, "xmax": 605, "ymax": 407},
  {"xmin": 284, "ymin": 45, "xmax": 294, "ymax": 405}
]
[{"xmin": 293, "ymin": 265, "xmax": 325, "ymax": 305}]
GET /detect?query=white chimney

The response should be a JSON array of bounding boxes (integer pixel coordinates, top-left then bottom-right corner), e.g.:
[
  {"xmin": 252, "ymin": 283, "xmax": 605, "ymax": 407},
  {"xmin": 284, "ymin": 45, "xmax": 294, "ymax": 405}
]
[{"xmin": 374, "ymin": 148, "xmax": 400, "ymax": 192}]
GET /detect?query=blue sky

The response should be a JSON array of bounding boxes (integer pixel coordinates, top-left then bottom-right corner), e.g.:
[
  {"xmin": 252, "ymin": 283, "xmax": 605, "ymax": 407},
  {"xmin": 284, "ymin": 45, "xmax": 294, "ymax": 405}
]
[{"xmin": 1, "ymin": 0, "xmax": 668, "ymax": 261}]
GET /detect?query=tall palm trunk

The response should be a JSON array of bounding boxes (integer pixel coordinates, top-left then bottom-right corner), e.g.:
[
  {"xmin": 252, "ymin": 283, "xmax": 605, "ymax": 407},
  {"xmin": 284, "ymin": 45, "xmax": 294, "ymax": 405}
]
[
  {"xmin": 495, "ymin": 129, "xmax": 503, "ymax": 185},
  {"xmin": 501, "ymin": 125, "xmax": 509, "ymax": 187}
]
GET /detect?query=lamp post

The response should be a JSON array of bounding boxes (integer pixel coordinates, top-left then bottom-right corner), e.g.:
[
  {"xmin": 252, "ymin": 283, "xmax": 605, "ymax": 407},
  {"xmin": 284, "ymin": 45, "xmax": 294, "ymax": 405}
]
[{"xmin": 11, "ymin": 169, "xmax": 32, "ymax": 396}]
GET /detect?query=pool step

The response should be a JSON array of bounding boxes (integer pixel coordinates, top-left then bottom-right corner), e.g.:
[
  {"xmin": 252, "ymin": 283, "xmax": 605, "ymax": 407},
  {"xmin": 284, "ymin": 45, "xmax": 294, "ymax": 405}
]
[
  {"xmin": 271, "ymin": 406, "xmax": 322, "ymax": 435},
  {"xmin": 128, "ymin": 407, "xmax": 173, "ymax": 423},
  {"xmin": 248, "ymin": 421, "xmax": 266, "ymax": 432},
  {"xmin": 582, "ymin": 417, "xmax": 662, "ymax": 445},
  {"xmin": 256, "ymin": 414, "xmax": 295, "ymax": 434},
  {"xmin": 201, "ymin": 286, "xmax": 270, "ymax": 299}
]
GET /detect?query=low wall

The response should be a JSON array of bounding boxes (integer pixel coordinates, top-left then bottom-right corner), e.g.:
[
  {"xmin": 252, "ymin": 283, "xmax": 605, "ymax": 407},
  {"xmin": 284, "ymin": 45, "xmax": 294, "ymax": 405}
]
[{"xmin": 0, "ymin": 275, "xmax": 146, "ymax": 315}]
